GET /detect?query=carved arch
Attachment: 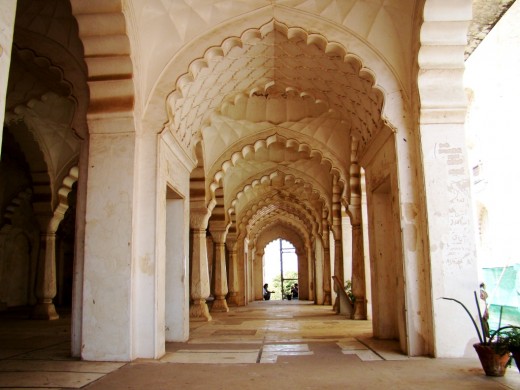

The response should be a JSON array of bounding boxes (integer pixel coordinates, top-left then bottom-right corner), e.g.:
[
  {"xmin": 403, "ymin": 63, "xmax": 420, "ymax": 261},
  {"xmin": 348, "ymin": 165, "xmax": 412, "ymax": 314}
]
[{"xmin": 165, "ymin": 19, "xmax": 387, "ymax": 157}]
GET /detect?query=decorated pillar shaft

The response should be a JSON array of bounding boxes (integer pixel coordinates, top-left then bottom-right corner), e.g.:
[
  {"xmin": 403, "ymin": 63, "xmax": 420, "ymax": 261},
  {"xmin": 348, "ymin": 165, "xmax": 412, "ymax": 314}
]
[
  {"xmin": 210, "ymin": 226, "xmax": 229, "ymax": 313},
  {"xmin": 189, "ymin": 207, "xmax": 212, "ymax": 321},
  {"xmin": 322, "ymin": 239, "xmax": 332, "ymax": 305},
  {"xmin": 211, "ymin": 233, "xmax": 229, "ymax": 312},
  {"xmin": 226, "ymin": 240, "xmax": 239, "ymax": 306},
  {"xmin": 349, "ymin": 159, "xmax": 367, "ymax": 320},
  {"xmin": 351, "ymin": 221, "xmax": 367, "ymax": 320},
  {"xmin": 33, "ymin": 233, "xmax": 59, "ymax": 320}
]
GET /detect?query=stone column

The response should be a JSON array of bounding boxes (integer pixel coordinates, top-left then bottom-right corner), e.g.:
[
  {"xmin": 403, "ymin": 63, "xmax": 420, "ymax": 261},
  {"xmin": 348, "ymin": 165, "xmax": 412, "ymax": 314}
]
[
  {"xmin": 348, "ymin": 160, "xmax": 367, "ymax": 320},
  {"xmin": 0, "ymin": 0, "xmax": 16, "ymax": 153},
  {"xmin": 331, "ymin": 224, "xmax": 343, "ymax": 313},
  {"xmin": 226, "ymin": 237, "xmax": 239, "ymax": 306},
  {"xmin": 209, "ymin": 224, "xmax": 229, "ymax": 313},
  {"xmin": 331, "ymin": 178, "xmax": 344, "ymax": 312},
  {"xmin": 236, "ymin": 237, "xmax": 247, "ymax": 306},
  {"xmin": 247, "ymin": 243, "xmax": 254, "ymax": 302},
  {"xmin": 254, "ymin": 249, "xmax": 264, "ymax": 301},
  {"xmin": 347, "ymin": 209, "xmax": 367, "ymax": 320},
  {"xmin": 32, "ymin": 233, "xmax": 59, "ymax": 320},
  {"xmin": 418, "ymin": 0, "xmax": 477, "ymax": 357},
  {"xmin": 189, "ymin": 207, "xmax": 212, "ymax": 321},
  {"xmin": 322, "ymin": 219, "xmax": 332, "ymax": 305}
]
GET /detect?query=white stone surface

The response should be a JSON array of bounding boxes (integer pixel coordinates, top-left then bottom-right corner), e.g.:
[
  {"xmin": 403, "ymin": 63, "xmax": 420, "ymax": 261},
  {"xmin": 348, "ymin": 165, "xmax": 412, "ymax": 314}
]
[{"xmin": 0, "ymin": 0, "xmax": 16, "ymax": 153}]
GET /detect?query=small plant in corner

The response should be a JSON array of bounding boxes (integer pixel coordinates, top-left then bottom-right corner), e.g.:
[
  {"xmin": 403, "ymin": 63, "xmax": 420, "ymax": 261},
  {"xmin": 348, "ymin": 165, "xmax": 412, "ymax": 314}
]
[
  {"xmin": 441, "ymin": 289, "xmax": 511, "ymax": 377},
  {"xmin": 344, "ymin": 280, "xmax": 355, "ymax": 303}
]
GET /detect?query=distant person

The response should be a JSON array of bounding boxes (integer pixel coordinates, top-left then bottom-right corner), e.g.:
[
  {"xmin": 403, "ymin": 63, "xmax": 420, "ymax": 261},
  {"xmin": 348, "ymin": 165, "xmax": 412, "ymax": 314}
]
[
  {"xmin": 291, "ymin": 283, "xmax": 299, "ymax": 299},
  {"xmin": 263, "ymin": 283, "xmax": 274, "ymax": 301}
]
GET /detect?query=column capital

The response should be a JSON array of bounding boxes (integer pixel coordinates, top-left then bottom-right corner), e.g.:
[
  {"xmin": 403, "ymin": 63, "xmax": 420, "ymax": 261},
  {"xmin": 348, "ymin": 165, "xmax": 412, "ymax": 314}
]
[
  {"xmin": 190, "ymin": 204, "xmax": 211, "ymax": 229},
  {"xmin": 208, "ymin": 221, "xmax": 230, "ymax": 243}
]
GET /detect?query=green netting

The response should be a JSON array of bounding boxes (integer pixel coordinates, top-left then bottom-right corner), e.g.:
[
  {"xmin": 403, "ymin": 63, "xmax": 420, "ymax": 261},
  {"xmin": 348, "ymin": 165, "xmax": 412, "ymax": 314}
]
[{"xmin": 483, "ymin": 265, "xmax": 520, "ymax": 328}]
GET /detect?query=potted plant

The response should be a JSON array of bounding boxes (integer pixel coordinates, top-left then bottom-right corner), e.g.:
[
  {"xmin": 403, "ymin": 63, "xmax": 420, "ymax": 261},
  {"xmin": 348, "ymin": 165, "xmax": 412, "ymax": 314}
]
[
  {"xmin": 285, "ymin": 287, "xmax": 292, "ymax": 300},
  {"xmin": 498, "ymin": 325, "xmax": 520, "ymax": 372},
  {"xmin": 442, "ymin": 291, "xmax": 511, "ymax": 377}
]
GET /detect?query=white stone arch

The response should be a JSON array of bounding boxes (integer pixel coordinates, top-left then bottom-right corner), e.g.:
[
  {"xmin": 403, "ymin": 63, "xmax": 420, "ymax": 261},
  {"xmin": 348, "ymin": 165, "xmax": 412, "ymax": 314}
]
[
  {"xmin": 228, "ymin": 169, "xmax": 329, "ymax": 228},
  {"xmin": 208, "ymin": 133, "xmax": 345, "ymax": 208},
  {"xmin": 238, "ymin": 196, "xmax": 318, "ymax": 242},
  {"xmin": 143, "ymin": 11, "xmax": 408, "ymax": 146}
]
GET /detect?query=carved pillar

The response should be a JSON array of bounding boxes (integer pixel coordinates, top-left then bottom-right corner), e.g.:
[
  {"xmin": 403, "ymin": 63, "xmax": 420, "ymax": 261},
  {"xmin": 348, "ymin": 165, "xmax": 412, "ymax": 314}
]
[
  {"xmin": 254, "ymin": 249, "xmax": 264, "ymax": 301},
  {"xmin": 236, "ymin": 237, "xmax": 247, "ymax": 306},
  {"xmin": 331, "ymin": 177, "xmax": 344, "ymax": 313},
  {"xmin": 33, "ymin": 233, "xmax": 59, "ymax": 320},
  {"xmin": 349, "ymin": 156, "xmax": 367, "ymax": 320},
  {"xmin": 331, "ymin": 224, "xmax": 343, "ymax": 313},
  {"xmin": 209, "ymin": 224, "xmax": 229, "ymax": 312},
  {"xmin": 247, "ymin": 243, "xmax": 254, "ymax": 302},
  {"xmin": 348, "ymin": 210, "xmax": 367, "ymax": 320},
  {"xmin": 226, "ymin": 236, "xmax": 239, "ymax": 306},
  {"xmin": 322, "ymin": 216, "xmax": 332, "ymax": 305},
  {"xmin": 189, "ymin": 207, "xmax": 212, "ymax": 321}
]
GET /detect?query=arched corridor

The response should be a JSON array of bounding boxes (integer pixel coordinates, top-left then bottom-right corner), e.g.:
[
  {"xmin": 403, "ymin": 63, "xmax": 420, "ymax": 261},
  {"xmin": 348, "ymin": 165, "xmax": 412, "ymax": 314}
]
[{"xmin": 2, "ymin": 0, "xmax": 515, "ymax": 368}]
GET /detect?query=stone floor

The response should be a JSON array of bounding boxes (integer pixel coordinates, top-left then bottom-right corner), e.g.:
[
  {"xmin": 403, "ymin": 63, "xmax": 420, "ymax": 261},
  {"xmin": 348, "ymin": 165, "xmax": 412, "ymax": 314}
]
[{"xmin": 0, "ymin": 301, "xmax": 519, "ymax": 389}]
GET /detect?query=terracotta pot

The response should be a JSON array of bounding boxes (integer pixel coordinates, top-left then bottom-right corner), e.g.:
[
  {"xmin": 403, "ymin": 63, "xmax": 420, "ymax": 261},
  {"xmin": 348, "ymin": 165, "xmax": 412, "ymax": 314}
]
[{"xmin": 473, "ymin": 343, "xmax": 511, "ymax": 377}]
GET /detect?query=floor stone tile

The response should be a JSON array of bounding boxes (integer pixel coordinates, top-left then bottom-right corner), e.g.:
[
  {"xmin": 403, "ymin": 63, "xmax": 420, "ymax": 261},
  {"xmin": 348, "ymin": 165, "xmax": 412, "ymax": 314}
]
[
  {"xmin": 0, "ymin": 371, "xmax": 105, "ymax": 388},
  {"xmin": 263, "ymin": 343, "xmax": 309, "ymax": 352},
  {"xmin": 161, "ymin": 350, "xmax": 259, "ymax": 364},
  {"xmin": 342, "ymin": 349, "xmax": 383, "ymax": 361},
  {"xmin": 0, "ymin": 359, "xmax": 125, "ymax": 373}
]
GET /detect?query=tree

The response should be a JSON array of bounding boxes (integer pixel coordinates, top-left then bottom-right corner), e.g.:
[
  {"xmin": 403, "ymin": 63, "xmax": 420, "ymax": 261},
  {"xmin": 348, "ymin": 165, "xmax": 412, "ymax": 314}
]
[{"xmin": 270, "ymin": 271, "xmax": 298, "ymax": 300}]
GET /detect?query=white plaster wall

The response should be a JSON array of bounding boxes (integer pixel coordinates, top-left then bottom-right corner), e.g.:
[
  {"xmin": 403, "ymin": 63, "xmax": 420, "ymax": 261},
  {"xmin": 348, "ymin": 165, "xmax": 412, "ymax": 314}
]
[
  {"xmin": 0, "ymin": 0, "xmax": 16, "ymax": 154},
  {"xmin": 132, "ymin": 131, "xmax": 161, "ymax": 359},
  {"xmin": 159, "ymin": 135, "xmax": 192, "ymax": 345},
  {"xmin": 82, "ymin": 132, "xmax": 136, "ymax": 361},
  {"xmin": 465, "ymin": 1, "xmax": 520, "ymax": 270},
  {"xmin": 365, "ymin": 135, "xmax": 406, "ymax": 351},
  {"xmin": 419, "ymin": 0, "xmax": 476, "ymax": 358},
  {"xmin": 422, "ymin": 125, "xmax": 479, "ymax": 357}
]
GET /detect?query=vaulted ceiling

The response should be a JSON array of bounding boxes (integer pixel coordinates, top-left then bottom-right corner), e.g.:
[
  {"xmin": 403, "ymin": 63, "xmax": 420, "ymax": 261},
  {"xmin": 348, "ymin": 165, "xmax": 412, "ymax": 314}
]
[{"xmin": 6, "ymin": 0, "xmax": 514, "ymax": 250}]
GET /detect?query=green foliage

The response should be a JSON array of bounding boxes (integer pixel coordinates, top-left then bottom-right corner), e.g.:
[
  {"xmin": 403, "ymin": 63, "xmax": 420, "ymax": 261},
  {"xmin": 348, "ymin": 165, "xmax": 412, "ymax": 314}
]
[
  {"xmin": 344, "ymin": 280, "xmax": 355, "ymax": 303},
  {"xmin": 270, "ymin": 271, "xmax": 298, "ymax": 300}
]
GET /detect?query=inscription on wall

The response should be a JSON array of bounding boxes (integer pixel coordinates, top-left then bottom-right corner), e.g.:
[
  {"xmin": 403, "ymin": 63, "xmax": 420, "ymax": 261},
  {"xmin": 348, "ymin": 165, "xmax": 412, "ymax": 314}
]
[{"xmin": 436, "ymin": 143, "xmax": 474, "ymax": 267}]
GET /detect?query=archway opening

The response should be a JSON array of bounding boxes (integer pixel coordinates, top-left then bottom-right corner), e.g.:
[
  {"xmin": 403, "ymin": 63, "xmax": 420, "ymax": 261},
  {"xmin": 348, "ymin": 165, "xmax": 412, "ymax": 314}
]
[{"xmin": 263, "ymin": 239, "xmax": 298, "ymax": 301}]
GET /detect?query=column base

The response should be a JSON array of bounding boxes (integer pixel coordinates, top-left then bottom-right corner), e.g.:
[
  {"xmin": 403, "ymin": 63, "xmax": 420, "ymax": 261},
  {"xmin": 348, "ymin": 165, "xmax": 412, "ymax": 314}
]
[
  {"xmin": 190, "ymin": 299, "xmax": 212, "ymax": 321},
  {"xmin": 353, "ymin": 297, "xmax": 367, "ymax": 320},
  {"xmin": 323, "ymin": 292, "xmax": 332, "ymax": 305},
  {"xmin": 333, "ymin": 296, "xmax": 340, "ymax": 313},
  {"xmin": 227, "ymin": 292, "xmax": 239, "ymax": 307},
  {"xmin": 211, "ymin": 296, "xmax": 229, "ymax": 312},
  {"xmin": 32, "ymin": 301, "xmax": 59, "ymax": 320}
]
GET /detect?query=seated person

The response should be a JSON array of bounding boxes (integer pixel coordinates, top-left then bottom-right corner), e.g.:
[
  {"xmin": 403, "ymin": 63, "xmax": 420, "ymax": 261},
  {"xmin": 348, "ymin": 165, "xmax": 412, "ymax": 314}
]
[
  {"xmin": 291, "ymin": 283, "xmax": 299, "ymax": 299},
  {"xmin": 263, "ymin": 283, "xmax": 274, "ymax": 300}
]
